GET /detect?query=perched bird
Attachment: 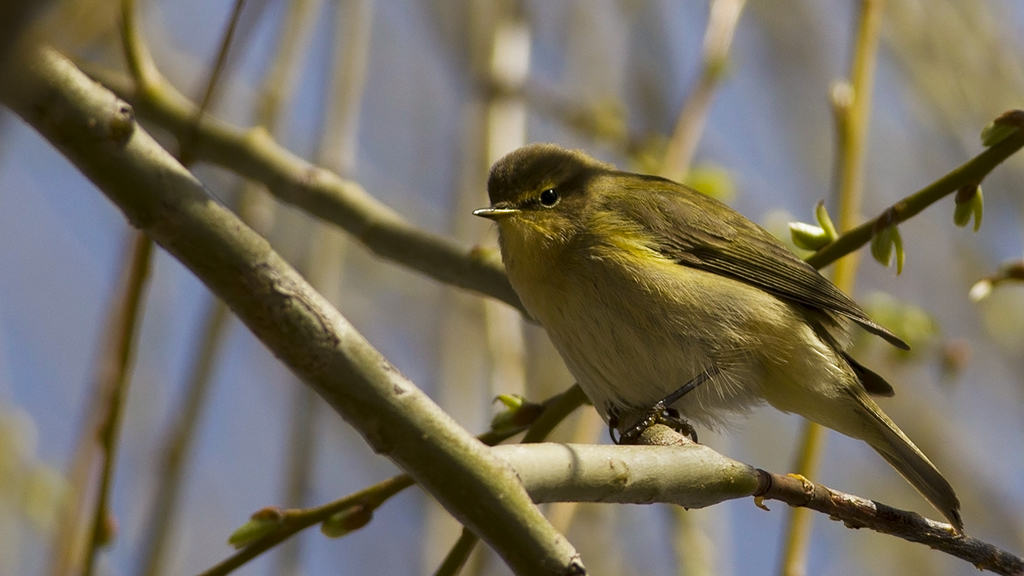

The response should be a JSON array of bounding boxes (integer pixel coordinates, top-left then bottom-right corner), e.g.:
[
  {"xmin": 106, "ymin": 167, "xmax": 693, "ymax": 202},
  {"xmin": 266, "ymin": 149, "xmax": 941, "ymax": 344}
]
[{"xmin": 475, "ymin": 143, "xmax": 962, "ymax": 530}]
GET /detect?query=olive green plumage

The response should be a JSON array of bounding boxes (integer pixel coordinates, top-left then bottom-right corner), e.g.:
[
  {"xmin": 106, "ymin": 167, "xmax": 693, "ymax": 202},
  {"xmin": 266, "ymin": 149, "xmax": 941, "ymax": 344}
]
[{"xmin": 476, "ymin": 143, "xmax": 962, "ymax": 530}]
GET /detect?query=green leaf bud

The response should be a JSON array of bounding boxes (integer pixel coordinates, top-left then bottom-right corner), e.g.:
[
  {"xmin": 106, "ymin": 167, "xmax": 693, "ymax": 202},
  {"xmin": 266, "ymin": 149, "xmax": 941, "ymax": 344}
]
[
  {"xmin": 871, "ymin": 224, "xmax": 904, "ymax": 274},
  {"xmin": 321, "ymin": 504, "xmax": 372, "ymax": 538},
  {"xmin": 789, "ymin": 222, "xmax": 831, "ymax": 251},
  {"xmin": 981, "ymin": 110, "xmax": 1024, "ymax": 147},
  {"xmin": 228, "ymin": 507, "xmax": 284, "ymax": 549},
  {"xmin": 953, "ymin": 185, "xmax": 983, "ymax": 232}
]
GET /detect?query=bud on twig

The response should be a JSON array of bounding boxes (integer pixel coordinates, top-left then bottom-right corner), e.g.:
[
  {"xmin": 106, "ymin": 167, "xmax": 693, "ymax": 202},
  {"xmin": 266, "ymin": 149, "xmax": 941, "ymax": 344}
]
[
  {"xmin": 871, "ymin": 209, "xmax": 904, "ymax": 274},
  {"xmin": 228, "ymin": 506, "xmax": 285, "ymax": 549},
  {"xmin": 980, "ymin": 110, "xmax": 1024, "ymax": 147},
  {"xmin": 953, "ymin": 184, "xmax": 983, "ymax": 232}
]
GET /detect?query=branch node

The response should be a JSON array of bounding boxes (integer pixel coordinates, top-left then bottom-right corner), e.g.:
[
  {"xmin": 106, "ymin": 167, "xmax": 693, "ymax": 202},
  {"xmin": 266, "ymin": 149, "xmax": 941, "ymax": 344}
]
[{"xmin": 109, "ymin": 101, "xmax": 135, "ymax": 144}]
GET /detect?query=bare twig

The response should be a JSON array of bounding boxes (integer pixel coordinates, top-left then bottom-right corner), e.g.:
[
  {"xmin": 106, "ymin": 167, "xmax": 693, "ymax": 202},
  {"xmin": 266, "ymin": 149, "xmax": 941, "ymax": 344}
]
[
  {"xmin": 119, "ymin": 0, "xmax": 158, "ymax": 89},
  {"xmin": 48, "ymin": 231, "xmax": 152, "ymax": 576},
  {"xmin": 83, "ymin": 232, "xmax": 154, "ymax": 576},
  {"xmin": 135, "ymin": 299, "xmax": 230, "ymax": 576},
  {"xmin": 659, "ymin": 0, "xmax": 747, "ymax": 182},
  {"xmin": 433, "ymin": 527, "xmax": 482, "ymax": 576},
  {"xmin": 632, "ymin": 426, "xmax": 1022, "ymax": 575},
  {"xmin": 777, "ymin": 419, "xmax": 825, "ymax": 576},
  {"xmin": 177, "ymin": 0, "xmax": 248, "ymax": 164},
  {"xmin": 757, "ymin": 471, "xmax": 1024, "ymax": 576}
]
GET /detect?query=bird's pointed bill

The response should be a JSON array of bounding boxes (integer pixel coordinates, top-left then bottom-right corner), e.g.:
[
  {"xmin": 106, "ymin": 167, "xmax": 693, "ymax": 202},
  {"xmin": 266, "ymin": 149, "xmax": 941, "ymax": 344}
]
[{"xmin": 473, "ymin": 206, "xmax": 520, "ymax": 220}]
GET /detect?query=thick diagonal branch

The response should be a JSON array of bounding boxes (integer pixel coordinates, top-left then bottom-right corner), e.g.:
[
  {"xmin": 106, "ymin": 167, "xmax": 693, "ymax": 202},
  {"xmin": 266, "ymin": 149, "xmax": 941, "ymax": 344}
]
[{"xmin": 2, "ymin": 45, "xmax": 581, "ymax": 576}]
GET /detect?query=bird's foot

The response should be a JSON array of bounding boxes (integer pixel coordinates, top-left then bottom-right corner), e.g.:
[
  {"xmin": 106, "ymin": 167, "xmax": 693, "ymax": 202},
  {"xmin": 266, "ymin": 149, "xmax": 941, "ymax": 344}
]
[
  {"xmin": 610, "ymin": 404, "xmax": 698, "ymax": 445},
  {"xmin": 607, "ymin": 366, "xmax": 720, "ymax": 445}
]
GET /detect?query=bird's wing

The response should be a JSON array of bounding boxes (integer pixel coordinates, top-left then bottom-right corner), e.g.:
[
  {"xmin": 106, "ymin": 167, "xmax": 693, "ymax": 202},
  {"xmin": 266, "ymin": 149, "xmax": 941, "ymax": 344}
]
[{"xmin": 605, "ymin": 176, "xmax": 909, "ymax": 350}]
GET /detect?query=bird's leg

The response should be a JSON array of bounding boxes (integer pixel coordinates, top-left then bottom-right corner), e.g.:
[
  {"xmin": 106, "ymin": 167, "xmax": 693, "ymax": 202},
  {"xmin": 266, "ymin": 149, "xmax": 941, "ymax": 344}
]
[
  {"xmin": 613, "ymin": 401, "xmax": 698, "ymax": 444},
  {"xmin": 607, "ymin": 406, "xmax": 626, "ymax": 444},
  {"xmin": 612, "ymin": 365, "xmax": 720, "ymax": 445}
]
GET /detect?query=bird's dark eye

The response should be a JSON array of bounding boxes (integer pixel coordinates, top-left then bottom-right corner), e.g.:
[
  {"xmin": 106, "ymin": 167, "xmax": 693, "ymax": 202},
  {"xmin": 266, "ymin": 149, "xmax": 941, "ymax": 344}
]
[{"xmin": 539, "ymin": 188, "xmax": 559, "ymax": 207}]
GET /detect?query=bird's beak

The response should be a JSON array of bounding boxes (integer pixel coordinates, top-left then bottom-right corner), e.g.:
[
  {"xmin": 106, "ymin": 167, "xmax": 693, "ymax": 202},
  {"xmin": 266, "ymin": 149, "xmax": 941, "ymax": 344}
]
[{"xmin": 473, "ymin": 206, "xmax": 520, "ymax": 220}]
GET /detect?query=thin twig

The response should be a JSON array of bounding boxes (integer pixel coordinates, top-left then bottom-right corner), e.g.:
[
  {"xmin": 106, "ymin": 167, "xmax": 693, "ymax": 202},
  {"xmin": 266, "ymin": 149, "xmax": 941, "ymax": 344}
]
[
  {"xmin": 119, "ymin": 0, "xmax": 158, "ymax": 89},
  {"xmin": 776, "ymin": 419, "xmax": 825, "ymax": 576},
  {"xmin": 757, "ymin": 470, "xmax": 1024, "ymax": 576},
  {"xmin": 201, "ymin": 478, "xmax": 406, "ymax": 576},
  {"xmin": 197, "ymin": 474, "xmax": 415, "ymax": 576},
  {"xmin": 620, "ymin": 425, "xmax": 1023, "ymax": 575},
  {"xmin": 830, "ymin": 0, "xmax": 886, "ymax": 288},
  {"xmin": 659, "ymin": 0, "xmax": 747, "ymax": 182},
  {"xmin": 82, "ymin": 232, "xmax": 154, "ymax": 576},
  {"xmin": 519, "ymin": 384, "xmax": 587, "ymax": 444},
  {"xmin": 177, "ymin": 0, "xmax": 248, "ymax": 164},
  {"xmin": 806, "ymin": 122, "xmax": 1024, "ymax": 269},
  {"xmin": 48, "ymin": 231, "xmax": 152, "ymax": 576},
  {"xmin": 199, "ymin": 385, "xmax": 572, "ymax": 576},
  {"xmin": 433, "ymin": 528, "xmax": 481, "ymax": 576},
  {"xmin": 134, "ymin": 300, "xmax": 231, "ymax": 576}
]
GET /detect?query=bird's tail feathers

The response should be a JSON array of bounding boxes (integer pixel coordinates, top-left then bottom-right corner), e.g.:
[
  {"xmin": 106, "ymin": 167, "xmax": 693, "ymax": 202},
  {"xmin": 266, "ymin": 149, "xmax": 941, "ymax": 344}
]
[{"xmin": 854, "ymin": 392, "xmax": 963, "ymax": 531}]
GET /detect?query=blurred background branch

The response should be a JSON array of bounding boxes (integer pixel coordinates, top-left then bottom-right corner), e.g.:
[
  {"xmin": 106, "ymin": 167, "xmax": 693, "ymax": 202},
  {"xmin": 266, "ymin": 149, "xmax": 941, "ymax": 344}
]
[{"xmin": 782, "ymin": 2, "xmax": 889, "ymax": 574}]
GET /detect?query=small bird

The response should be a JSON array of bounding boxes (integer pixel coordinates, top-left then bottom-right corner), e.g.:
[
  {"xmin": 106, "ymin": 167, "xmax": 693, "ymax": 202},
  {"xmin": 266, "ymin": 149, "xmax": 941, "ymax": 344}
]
[{"xmin": 475, "ymin": 143, "xmax": 962, "ymax": 530}]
